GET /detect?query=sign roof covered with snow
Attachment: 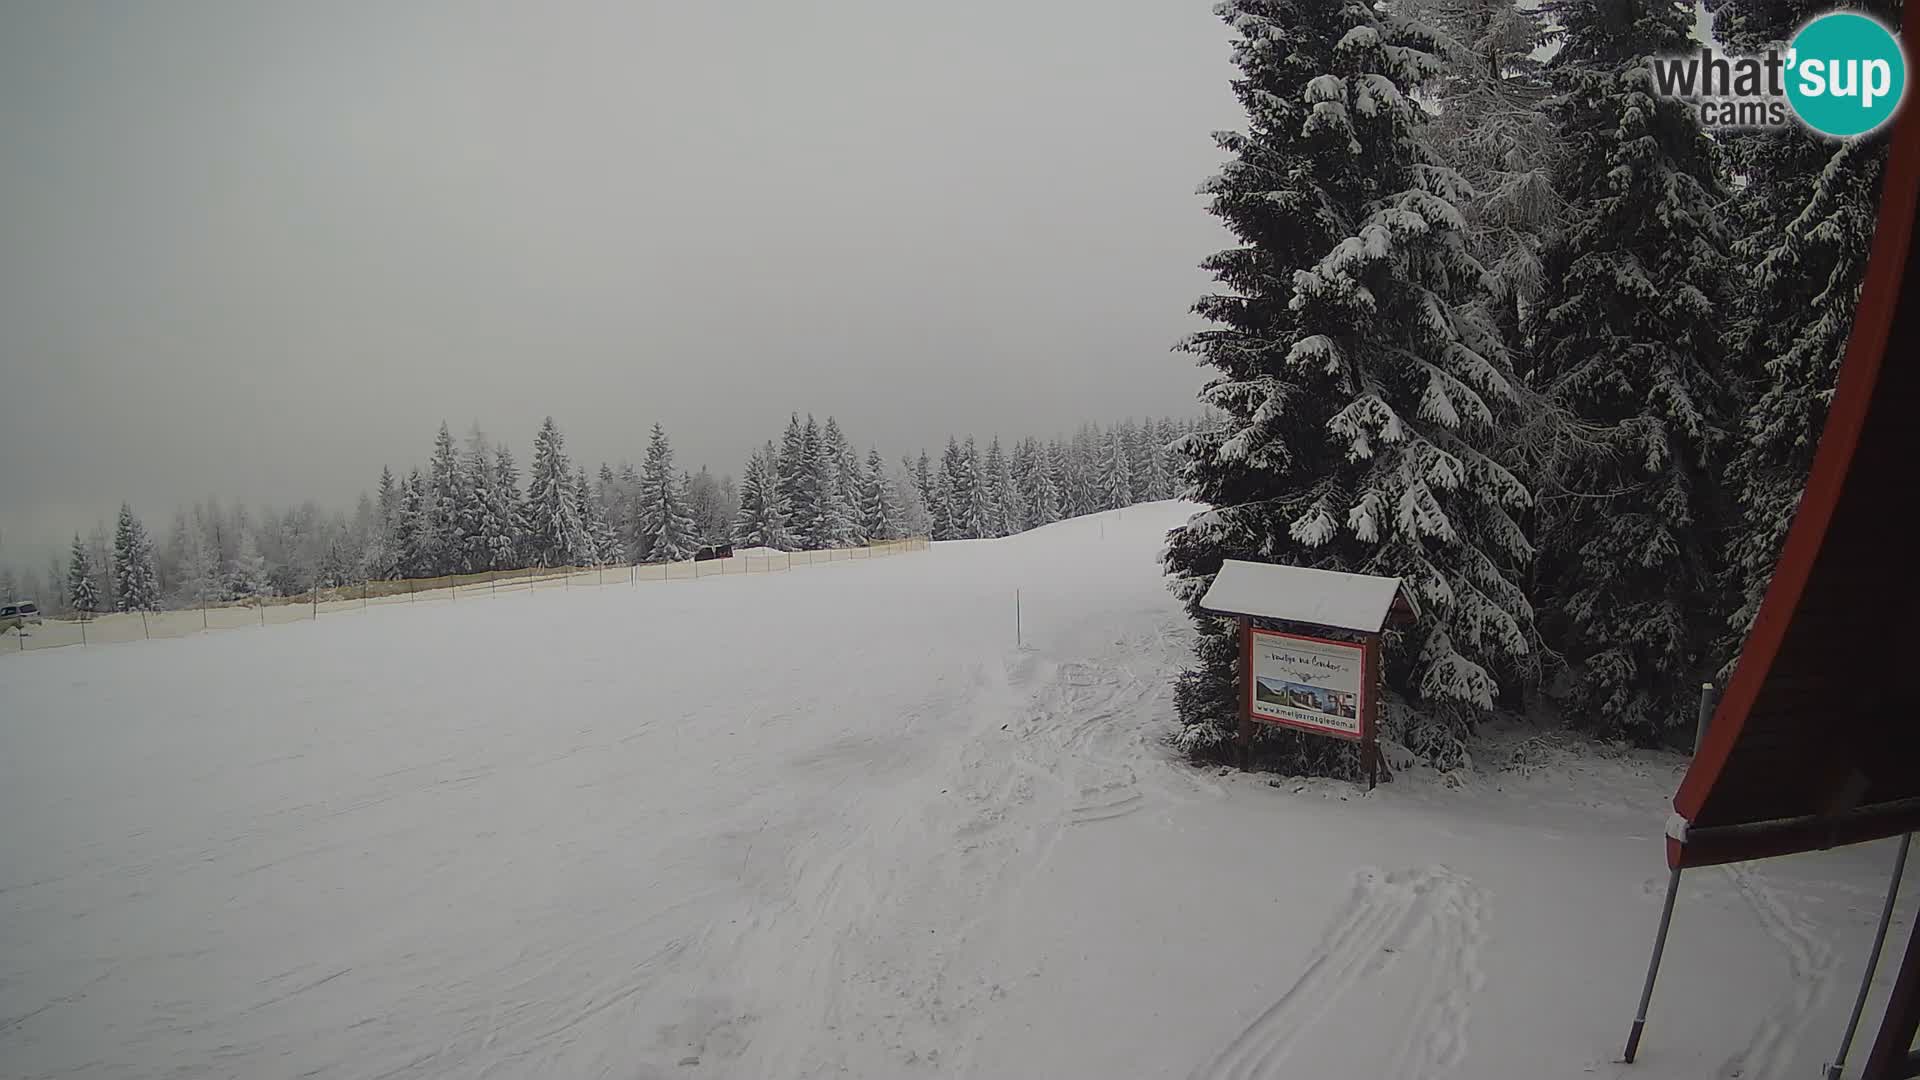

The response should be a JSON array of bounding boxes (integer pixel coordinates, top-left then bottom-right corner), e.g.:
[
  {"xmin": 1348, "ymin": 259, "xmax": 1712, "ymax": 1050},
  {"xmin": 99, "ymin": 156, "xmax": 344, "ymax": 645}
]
[{"xmin": 1197, "ymin": 559, "xmax": 1414, "ymax": 633}]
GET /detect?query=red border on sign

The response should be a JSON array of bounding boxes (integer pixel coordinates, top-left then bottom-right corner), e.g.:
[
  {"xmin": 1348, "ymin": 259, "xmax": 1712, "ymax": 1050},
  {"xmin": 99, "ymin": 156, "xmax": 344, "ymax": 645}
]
[{"xmin": 1244, "ymin": 627, "xmax": 1368, "ymax": 743}]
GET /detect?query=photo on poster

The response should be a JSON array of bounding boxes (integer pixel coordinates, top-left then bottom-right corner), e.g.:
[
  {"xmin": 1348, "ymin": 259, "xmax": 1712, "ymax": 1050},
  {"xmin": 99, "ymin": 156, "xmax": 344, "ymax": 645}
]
[{"xmin": 1248, "ymin": 630, "xmax": 1365, "ymax": 738}]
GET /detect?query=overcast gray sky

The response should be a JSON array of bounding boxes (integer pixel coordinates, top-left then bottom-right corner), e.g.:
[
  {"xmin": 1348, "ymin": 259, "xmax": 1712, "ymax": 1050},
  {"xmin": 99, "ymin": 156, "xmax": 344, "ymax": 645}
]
[{"xmin": 0, "ymin": 0, "xmax": 1238, "ymax": 561}]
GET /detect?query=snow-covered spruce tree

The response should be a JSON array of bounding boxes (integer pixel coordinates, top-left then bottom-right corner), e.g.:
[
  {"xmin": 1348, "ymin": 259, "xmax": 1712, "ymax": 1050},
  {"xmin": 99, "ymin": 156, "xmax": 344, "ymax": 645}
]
[
  {"xmin": 575, "ymin": 465, "xmax": 617, "ymax": 566},
  {"xmin": 111, "ymin": 502, "xmax": 162, "ymax": 612},
  {"xmin": 910, "ymin": 451, "xmax": 937, "ymax": 526},
  {"xmin": 954, "ymin": 437, "xmax": 988, "ymax": 539},
  {"xmin": 860, "ymin": 447, "xmax": 905, "ymax": 540},
  {"xmin": 174, "ymin": 516, "xmax": 222, "ymax": 608},
  {"xmin": 821, "ymin": 417, "xmax": 865, "ymax": 544},
  {"xmin": 776, "ymin": 415, "xmax": 818, "ymax": 547},
  {"xmin": 1139, "ymin": 423, "xmax": 1173, "ymax": 502},
  {"xmin": 1067, "ymin": 431, "xmax": 1100, "ymax": 517},
  {"xmin": 1163, "ymin": 0, "xmax": 1535, "ymax": 773},
  {"xmin": 1010, "ymin": 439, "xmax": 1038, "ymax": 529},
  {"xmin": 377, "ymin": 466, "xmax": 400, "ymax": 531},
  {"xmin": 425, "ymin": 422, "xmax": 463, "ymax": 575},
  {"xmin": 66, "ymin": 534, "xmax": 99, "ymax": 617},
  {"xmin": 980, "ymin": 438, "xmax": 1008, "ymax": 536},
  {"xmin": 1034, "ymin": 448, "xmax": 1064, "ymax": 526},
  {"xmin": 932, "ymin": 439, "xmax": 964, "ymax": 540},
  {"xmin": 719, "ymin": 475, "xmax": 739, "ymax": 533},
  {"xmin": 353, "ymin": 492, "xmax": 388, "ymax": 582},
  {"xmin": 492, "ymin": 445, "xmax": 527, "ymax": 568},
  {"xmin": 734, "ymin": 442, "xmax": 792, "ymax": 548},
  {"xmin": 637, "ymin": 423, "xmax": 699, "ymax": 562},
  {"xmin": 594, "ymin": 464, "xmax": 625, "ymax": 561},
  {"xmin": 1028, "ymin": 441, "xmax": 1064, "ymax": 526},
  {"xmin": 85, "ymin": 526, "xmax": 113, "ymax": 611},
  {"xmin": 895, "ymin": 460, "xmax": 933, "ymax": 538},
  {"xmin": 230, "ymin": 528, "xmax": 271, "ymax": 600},
  {"xmin": 1397, "ymin": 0, "xmax": 1558, "ymax": 362},
  {"xmin": 525, "ymin": 417, "xmax": 587, "ymax": 567},
  {"xmin": 812, "ymin": 417, "xmax": 858, "ymax": 547},
  {"xmin": 597, "ymin": 462, "xmax": 620, "ymax": 534},
  {"xmin": 1101, "ymin": 429, "xmax": 1134, "ymax": 511},
  {"xmin": 458, "ymin": 438, "xmax": 501, "ymax": 573},
  {"xmin": 609, "ymin": 462, "xmax": 639, "ymax": 561},
  {"xmin": 986, "ymin": 437, "xmax": 1024, "ymax": 537},
  {"xmin": 393, "ymin": 470, "xmax": 429, "ymax": 577},
  {"xmin": 685, "ymin": 467, "xmax": 728, "ymax": 544},
  {"xmin": 1525, "ymin": 0, "xmax": 1738, "ymax": 742},
  {"xmin": 1709, "ymin": 0, "xmax": 1890, "ymax": 662},
  {"xmin": 157, "ymin": 511, "xmax": 189, "ymax": 599}
]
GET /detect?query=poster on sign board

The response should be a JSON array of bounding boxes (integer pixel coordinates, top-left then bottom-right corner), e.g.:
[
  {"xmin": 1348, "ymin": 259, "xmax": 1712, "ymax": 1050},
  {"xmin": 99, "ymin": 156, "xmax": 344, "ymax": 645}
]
[{"xmin": 1247, "ymin": 629, "xmax": 1366, "ymax": 740}]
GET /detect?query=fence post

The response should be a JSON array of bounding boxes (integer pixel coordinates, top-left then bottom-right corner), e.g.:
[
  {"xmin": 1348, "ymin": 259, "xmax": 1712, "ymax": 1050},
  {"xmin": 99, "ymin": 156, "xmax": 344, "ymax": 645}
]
[
  {"xmin": 141, "ymin": 609, "xmax": 150, "ymax": 640},
  {"xmin": 258, "ymin": 599, "xmax": 265, "ymax": 626},
  {"xmin": 363, "ymin": 580, "xmax": 369, "ymax": 609},
  {"xmin": 80, "ymin": 615, "xmax": 87, "ymax": 646},
  {"xmin": 409, "ymin": 578, "xmax": 415, "ymax": 603},
  {"xmin": 202, "ymin": 602, "xmax": 208, "ymax": 631}
]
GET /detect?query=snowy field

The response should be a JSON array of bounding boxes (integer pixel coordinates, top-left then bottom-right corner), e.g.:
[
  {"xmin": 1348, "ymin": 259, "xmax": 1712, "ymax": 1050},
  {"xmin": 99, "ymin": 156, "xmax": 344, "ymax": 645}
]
[{"xmin": 1, "ymin": 501, "xmax": 1911, "ymax": 1079}]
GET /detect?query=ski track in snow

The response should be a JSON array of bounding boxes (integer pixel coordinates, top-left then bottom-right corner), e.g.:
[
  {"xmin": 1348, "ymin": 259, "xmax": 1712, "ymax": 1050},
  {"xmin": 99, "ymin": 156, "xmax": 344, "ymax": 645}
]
[
  {"xmin": 8, "ymin": 504, "xmax": 1886, "ymax": 1080},
  {"xmin": 705, "ymin": 618, "xmax": 1211, "ymax": 1078},
  {"xmin": 1717, "ymin": 862, "xmax": 1837, "ymax": 1080},
  {"xmin": 1189, "ymin": 866, "xmax": 1488, "ymax": 1080}
]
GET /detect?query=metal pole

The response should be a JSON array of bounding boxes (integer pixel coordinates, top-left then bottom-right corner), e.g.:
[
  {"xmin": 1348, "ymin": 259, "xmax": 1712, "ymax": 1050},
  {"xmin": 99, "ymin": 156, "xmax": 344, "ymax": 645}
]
[
  {"xmin": 1693, "ymin": 682, "xmax": 1718, "ymax": 755},
  {"xmin": 1828, "ymin": 833, "xmax": 1913, "ymax": 1080},
  {"xmin": 363, "ymin": 580, "xmax": 369, "ymax": 609},
  {"xmin": 80, "ymin": 614, "xmax": 87, "ymax": 646},
  {"xmin": 1016, "ymin": 589, "xmax": 1021, "ymax": 646},
  {"xmin": 141, "ymin": 609, "xmax": 150, "ymax": 640},
  {"xmin": 1624, "ymin": 866, "xmax": 1684, "ymax": 1063}
]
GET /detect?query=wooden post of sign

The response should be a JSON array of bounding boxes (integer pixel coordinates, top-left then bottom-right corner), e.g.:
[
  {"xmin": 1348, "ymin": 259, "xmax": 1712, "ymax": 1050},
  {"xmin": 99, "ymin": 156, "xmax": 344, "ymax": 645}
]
[
  {"xmin": 1364, "ymin": 637, "xmax": 1380, "ymax": 790},
  {"xmin": 1237, "ymin": 616, "xmax": 1254, "ymax": 771}
]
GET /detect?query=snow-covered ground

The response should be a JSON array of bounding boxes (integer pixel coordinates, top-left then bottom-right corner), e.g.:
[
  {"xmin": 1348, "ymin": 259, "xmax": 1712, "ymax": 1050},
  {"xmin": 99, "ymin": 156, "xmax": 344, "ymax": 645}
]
[{"xmin": 1, "ymin": 501, "xmax": 1911, "ymax": 1079}]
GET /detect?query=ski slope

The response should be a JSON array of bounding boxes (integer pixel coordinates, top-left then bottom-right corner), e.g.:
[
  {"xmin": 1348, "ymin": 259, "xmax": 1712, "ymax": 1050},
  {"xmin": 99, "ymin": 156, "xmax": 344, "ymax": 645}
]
[{"xmin": 1, "ymin": 502, "xmax": 1911, "ymax": 1079}]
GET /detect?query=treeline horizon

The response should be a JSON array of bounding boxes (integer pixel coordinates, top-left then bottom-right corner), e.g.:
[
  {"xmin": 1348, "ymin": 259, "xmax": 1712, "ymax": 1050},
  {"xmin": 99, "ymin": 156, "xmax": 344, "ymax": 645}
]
[{"xmin": 5, "ymin": 409, "xmax": 1216, "ymax": 617}]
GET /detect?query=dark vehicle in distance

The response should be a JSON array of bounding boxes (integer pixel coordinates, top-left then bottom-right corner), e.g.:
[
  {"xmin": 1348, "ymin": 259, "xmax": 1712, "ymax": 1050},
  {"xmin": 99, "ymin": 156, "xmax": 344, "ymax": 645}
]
[{"xmin": 694, "ymin": 543, "xmax": 733, "ymax": 562}]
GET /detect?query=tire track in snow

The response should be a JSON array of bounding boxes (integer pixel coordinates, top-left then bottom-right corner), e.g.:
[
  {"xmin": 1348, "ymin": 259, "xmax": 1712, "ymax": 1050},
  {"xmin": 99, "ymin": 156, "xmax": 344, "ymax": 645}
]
[
  {"xmin": 1717, "ymin": 861, "xmax": 1837, "ymax": 1080},
  {"xmin": 1188, "ymin": 866, "xmax": 1487, "ymax": 1080}
]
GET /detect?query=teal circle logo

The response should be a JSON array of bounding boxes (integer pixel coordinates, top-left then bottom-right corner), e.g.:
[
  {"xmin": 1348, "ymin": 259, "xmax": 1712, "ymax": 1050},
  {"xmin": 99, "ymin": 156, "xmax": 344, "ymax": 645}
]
[{"xmin": 1786, "ymin": 12, "xmax": 1907, "ymax": 137}]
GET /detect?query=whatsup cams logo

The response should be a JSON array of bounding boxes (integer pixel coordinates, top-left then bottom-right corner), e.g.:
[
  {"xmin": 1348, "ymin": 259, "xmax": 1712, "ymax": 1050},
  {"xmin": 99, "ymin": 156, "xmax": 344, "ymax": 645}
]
[{"xmin": 1649, "ymin": 11, "xmax": 1907, "ymax": 137}]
